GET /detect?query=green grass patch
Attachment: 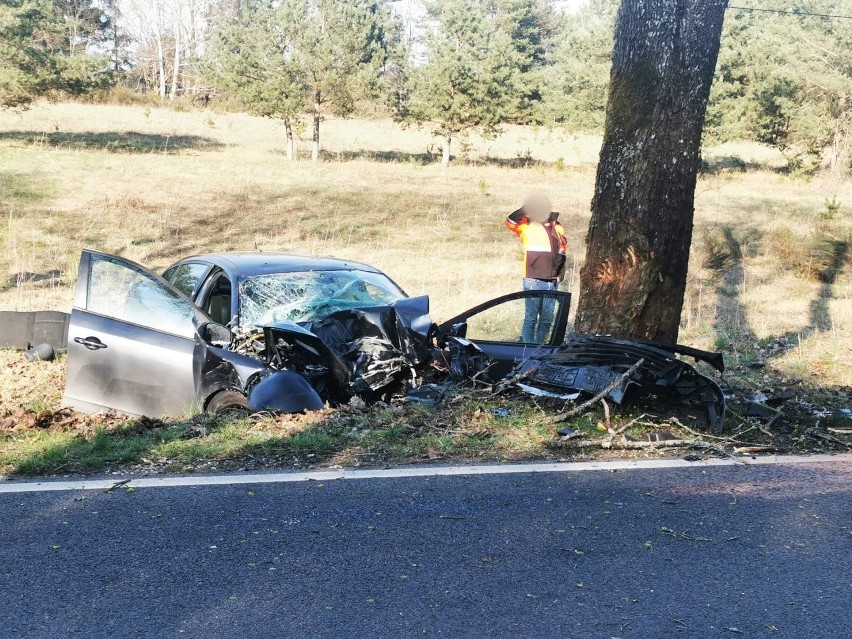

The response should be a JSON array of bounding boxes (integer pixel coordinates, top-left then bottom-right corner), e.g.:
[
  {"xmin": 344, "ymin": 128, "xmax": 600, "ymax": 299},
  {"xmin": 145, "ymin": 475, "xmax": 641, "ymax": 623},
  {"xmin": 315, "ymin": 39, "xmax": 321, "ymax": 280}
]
[
  {"xmin": 3, "ymin": 423, "xmax": 189, "ymax": 474},
  {"xmin": 2, "ymin": 387, "xmax": 846, "ymax": 477},
  {"xmin": 0, "ymin": 131, "xmax": 224, "ymax": 154},
  {"xmin": 0, "ymin": 398, "xmax": 567, "ymax": 475},
  {"xmin": 0, "ymin": 171, "xmax": 56, "ymax": 205}
]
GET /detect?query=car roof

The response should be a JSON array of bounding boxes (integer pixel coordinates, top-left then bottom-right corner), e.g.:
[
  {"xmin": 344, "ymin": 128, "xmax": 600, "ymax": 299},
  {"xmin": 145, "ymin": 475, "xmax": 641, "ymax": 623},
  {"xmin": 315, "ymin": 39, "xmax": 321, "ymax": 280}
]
[{"xmin": 175, "ymin": 252, "xmax": 388, "ymax": 279}]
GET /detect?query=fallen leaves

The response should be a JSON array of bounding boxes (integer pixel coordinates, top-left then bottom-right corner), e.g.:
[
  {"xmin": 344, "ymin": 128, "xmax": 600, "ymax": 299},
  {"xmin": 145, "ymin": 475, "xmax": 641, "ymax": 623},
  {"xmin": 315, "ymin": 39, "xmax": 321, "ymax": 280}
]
[
  {"xmin": 0, "ymin": 405, "xmax": 136, "ymax": 435},
  {"xmin": 0, "ymin": 350, "xmax": 66, "ymax": 411}
]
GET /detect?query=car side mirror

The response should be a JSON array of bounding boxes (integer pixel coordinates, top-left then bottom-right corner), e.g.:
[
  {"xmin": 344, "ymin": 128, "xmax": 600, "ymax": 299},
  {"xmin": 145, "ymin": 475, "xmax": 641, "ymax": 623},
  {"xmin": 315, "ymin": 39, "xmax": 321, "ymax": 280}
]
[
  {"xmin": 449, "ymin": 322, "xmax": 468, "ymax": 338},
  {"xmin": 202, "ymin": 322, "xmax": 232, "ymax": 346}
]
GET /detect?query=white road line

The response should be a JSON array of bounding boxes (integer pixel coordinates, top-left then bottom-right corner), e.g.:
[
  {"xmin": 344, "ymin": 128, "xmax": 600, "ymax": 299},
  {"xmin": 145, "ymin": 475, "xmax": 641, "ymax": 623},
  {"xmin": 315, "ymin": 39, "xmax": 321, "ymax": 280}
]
[{"xmin": 0, "ymin": 454, "xmax": 846, "ymax": 494}]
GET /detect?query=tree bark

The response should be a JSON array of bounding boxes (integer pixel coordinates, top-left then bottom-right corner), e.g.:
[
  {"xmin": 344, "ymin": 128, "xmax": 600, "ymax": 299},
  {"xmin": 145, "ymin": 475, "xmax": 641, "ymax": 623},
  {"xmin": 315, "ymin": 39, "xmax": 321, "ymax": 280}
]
[
  {"xmin": 574, "ymin": 0, "xmax": 729, "ymax": 344},
  {"xmin": 441, "ymin": 134, "xmax": 451, "ymax": 167},
  {"xmin": 311, "ymin": 95, "xmax": 321, "ymax": 163},
  {"xmin": 169, "ymin": 0, "xmax": 181, "ymax": 100},
  {"xmin": 155, "ymin": 30, "xmax": 166, "ymax": 98},
  {"xmin": 830, "ymin": 94, "xmax": 847, "ymax": 175}
]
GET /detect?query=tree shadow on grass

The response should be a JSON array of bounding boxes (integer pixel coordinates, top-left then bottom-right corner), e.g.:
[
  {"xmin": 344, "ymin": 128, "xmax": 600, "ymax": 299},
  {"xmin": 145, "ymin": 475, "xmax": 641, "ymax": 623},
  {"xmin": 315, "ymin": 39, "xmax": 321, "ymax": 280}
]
[
  {"xmin": 316, "ymin": 148, "xmax": 554, "ymax": 169},
  {"xmin": 699, "ymin": 154, "xmax": 785, "ymax": 176},
  {"xmin": 809, "ymin": 239, "xmax": 849, "ymax": 333},
  {"xmin": 705, "ymin": 226, "xmax": 851, "ymax": 437},
  {"xmin": 7, "ymin": 415, "xmax": 260, "ymax": 475},
  {"xmin": 0, "ymin": 131, "xmax": 224, "ymax": 154},
  {"xmin": 6, "ymin": 411, "xmax": 367, "ymax": 476},
  {"xmin": 710, "ymin": 226, "xmax": 850, "ymax": 353},
  {"xmin": 708, "ymin": 226, "xmax": 761, "ymax": 353}
]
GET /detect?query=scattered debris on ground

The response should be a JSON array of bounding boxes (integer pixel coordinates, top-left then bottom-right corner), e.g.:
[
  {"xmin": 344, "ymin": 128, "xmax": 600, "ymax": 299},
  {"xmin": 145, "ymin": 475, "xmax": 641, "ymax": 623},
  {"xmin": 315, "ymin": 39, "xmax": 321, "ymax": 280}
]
[{"xmin": 0, "ymin": 349, "xmax": 849, "ymax": 477}]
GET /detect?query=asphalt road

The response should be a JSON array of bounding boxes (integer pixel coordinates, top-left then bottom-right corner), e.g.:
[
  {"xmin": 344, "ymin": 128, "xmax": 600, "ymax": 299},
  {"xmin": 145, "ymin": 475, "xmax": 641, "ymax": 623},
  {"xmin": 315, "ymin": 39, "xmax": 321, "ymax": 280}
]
[{"xmin": 1, "ymin": 458, "xmax": 850, "ymax": 639}]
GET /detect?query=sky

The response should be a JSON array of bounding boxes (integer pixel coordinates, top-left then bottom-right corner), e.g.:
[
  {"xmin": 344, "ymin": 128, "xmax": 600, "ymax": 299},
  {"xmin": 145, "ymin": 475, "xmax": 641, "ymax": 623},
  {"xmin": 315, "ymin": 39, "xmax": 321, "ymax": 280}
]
[
  {"xmin": 391, "ymin": 0, "xmax": 590, "ymax": 17},
  {"xmin": 391, "ymin": 0, "xmax": 591, "ymax": 56},
  {"xmin": 554, "ymin": 0, "xmax": 590, "ymax": 13}
]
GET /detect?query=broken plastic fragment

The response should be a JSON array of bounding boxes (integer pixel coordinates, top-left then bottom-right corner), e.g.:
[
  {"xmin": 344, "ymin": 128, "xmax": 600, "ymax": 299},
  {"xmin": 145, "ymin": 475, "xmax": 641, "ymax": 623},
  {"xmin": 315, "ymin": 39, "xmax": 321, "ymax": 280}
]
[
  {"xmin": 744, "ymin": 402, "xmax": 775, "ymax": 420},
  {"xmin": 516, "ymin": 383, "xmax": 581, "ymax": 401},
  {"xmin": 406, "ymin": 382, "xmax": 452, "ymax": 405},
  {"xmin": 517, "ymin": 334, "xmax": 726, "ymax": 432}
]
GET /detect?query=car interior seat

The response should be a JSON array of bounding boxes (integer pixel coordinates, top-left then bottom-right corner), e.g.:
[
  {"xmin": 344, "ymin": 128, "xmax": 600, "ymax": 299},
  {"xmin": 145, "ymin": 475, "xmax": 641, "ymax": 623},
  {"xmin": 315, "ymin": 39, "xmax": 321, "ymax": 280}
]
[{"xmin": 206, "ymin": 277, "xmax": 232, "ymax": 326}]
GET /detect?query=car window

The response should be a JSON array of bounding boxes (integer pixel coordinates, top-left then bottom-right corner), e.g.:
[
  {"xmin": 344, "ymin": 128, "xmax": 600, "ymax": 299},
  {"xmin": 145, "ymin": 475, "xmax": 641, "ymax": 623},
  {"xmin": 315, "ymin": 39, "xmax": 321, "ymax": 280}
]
[
  {"xmin": 87, "ymin": 255, "xmax": 197, "ymax": 338},
  {"xmin": 166, "ymin": 262, "xmax": 209, "ymax": 298},
  {"xmin": 463, "ymin": 297, "xmax": 555, "ymax": 344},
  {"xmin": 239, "ymin": 270, "xmax": 405, "ymax": 328}
]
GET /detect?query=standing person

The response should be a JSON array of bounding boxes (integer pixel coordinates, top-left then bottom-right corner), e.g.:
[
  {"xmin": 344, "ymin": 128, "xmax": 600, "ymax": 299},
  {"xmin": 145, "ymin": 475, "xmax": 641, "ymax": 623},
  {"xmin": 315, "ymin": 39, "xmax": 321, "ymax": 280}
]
[{"xmin": 504, "ymin": 193, "xmax": 568, "ymax": 343}]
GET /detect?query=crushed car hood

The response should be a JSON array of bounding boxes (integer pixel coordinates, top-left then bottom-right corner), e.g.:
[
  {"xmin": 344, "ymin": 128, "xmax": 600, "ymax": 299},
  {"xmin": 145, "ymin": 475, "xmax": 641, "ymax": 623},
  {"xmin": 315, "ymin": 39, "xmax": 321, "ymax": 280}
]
[{"xmin": 262, "ymin": 295, "xmax": 435, "ymax": 401}]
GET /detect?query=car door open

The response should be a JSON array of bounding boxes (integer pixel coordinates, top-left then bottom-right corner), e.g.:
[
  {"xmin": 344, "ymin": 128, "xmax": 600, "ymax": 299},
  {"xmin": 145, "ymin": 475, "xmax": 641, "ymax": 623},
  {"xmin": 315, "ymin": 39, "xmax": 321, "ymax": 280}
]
[
  {"xmin": 63, "ymin": 250, "xmax": 208, "ymax": 417},
  {"xmin": 439, "ymin": 291, "xmax": 572, "ymax": 379}
]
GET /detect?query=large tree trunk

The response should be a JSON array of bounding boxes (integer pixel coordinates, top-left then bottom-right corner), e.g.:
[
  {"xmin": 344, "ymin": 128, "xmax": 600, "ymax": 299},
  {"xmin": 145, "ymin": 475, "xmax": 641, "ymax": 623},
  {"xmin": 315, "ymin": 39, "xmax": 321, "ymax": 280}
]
[
  {"xmin": 441, "ymin": 134, "xmax": 451, "ymax": 167},
  {"xmin": 574, "ymin": 0, "xmax": 728, "ymax": 344}
]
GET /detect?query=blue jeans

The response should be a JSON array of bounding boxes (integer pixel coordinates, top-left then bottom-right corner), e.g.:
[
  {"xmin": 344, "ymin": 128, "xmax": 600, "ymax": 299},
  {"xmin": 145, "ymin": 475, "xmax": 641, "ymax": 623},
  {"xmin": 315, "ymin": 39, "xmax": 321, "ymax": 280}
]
[{"xmin": 522, "ymin": 278, "xmax": 557, "ymax": 343}]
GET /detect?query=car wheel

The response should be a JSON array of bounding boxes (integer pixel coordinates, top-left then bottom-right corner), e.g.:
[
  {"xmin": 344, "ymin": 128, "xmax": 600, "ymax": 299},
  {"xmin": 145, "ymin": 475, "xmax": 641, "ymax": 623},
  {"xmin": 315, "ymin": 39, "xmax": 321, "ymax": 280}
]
[{"xmin": 206, "ymin": 390, "xmax": 250, "ymax": 417}]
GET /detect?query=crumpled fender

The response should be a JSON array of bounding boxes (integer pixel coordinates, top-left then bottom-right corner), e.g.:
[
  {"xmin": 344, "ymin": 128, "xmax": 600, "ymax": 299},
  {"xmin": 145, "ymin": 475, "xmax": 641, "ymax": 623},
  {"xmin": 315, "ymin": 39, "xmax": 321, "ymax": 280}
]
[{"xmin": 264, "ymin": 295, "xmax": 435, "ymax": 401}]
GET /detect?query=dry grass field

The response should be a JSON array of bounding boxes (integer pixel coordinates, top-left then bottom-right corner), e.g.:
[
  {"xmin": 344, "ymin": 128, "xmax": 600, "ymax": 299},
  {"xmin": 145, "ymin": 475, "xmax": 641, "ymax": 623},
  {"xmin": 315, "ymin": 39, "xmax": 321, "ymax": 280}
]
[{"xmin": 0, "ymin": 102, "xmax": 850, "ymax": 474}]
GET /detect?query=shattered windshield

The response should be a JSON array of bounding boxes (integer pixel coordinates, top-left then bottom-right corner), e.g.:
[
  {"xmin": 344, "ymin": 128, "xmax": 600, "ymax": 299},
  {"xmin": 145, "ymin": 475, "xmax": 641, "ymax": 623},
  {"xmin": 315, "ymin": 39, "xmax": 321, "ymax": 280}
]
[{"xmin": 239, "ymin": 270, "xmax": 406, "ymax": 328}]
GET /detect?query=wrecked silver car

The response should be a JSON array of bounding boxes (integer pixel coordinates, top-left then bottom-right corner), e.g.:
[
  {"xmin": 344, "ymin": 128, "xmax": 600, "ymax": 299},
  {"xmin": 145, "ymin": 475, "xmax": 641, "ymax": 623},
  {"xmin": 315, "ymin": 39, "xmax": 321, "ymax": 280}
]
[
  {"xmin": 62, "ymin": 250, "xmax": 726, "ymax": 431},
  {"xmin": 64, "ymin": 250, "xmax": 420, "ymax": 415}
]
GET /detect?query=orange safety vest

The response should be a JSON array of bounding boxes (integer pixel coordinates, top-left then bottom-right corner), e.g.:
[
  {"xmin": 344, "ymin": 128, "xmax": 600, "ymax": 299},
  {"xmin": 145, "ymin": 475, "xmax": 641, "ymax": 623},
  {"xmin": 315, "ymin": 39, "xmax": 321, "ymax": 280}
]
[{"xmin": 504, "ymin": 210, "xmax": 568, "ymax": 280}]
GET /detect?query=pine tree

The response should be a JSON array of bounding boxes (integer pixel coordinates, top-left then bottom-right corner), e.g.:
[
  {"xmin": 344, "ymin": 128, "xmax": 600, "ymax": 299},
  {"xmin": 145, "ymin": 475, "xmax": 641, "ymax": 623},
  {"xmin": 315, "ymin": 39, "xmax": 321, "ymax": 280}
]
[
  {"xmin": 53, "ymin": 0, "xmax": 115, "ymax": 57},
  {"xmin": 706, "ymin": 0, "xmax": 852, "ymax": 174},
  {"xmin": 486, "ymin": 0, "xmax": 558, "ymax": 124},
  {"xmin": 296, "ymin": 0, "xmax": 390, "ymax": 162},
  {"xmin": 0, "ymin": 0, "xmax": 111, "ymax": 108},
  {"xmin": 209, "ymin": 0, "xmax": 308, "ymax": 160},
  {"xmin": 210, "ymin": 0, "xmax": 388, "ymax": 162},
  {"xmin": 399, "ymin": 0, "xmax": 518, "ymax": 166},
  {"xmin": 541, "ymin": 0, "xmax": 615, "ymax": 130}
]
